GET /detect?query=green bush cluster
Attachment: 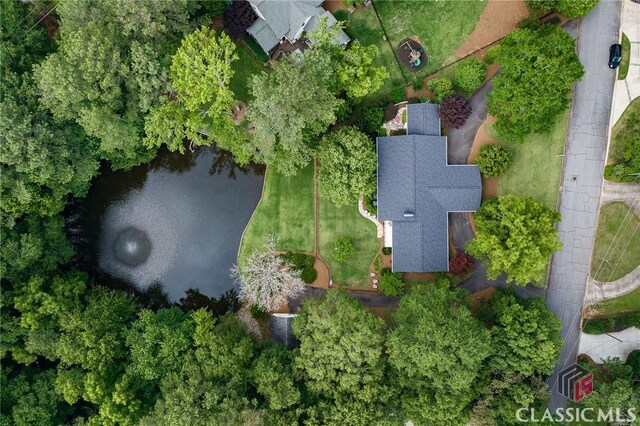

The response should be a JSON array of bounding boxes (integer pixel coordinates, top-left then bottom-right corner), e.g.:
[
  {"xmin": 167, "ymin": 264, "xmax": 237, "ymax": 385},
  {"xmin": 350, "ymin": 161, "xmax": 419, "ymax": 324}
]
[
  {"xmin": 582, "ymin": 313, "xmax": 640, "ymax": 334},
  {"xmin": 391, "ymin": 87, "xmax": 406, "ymax": 104},
  {"xmin": 333, "ymin": 9, "xmax": 349, "ymax": 22},
  {"xmin": 474, "ymin": 144, "xmax": 513, "ymax": 177},
  {"xmin": 378, "ymin": 270, "xmax": 405, "ymax": 296},
  {"xmin": 281, "ymin": 252, "xmax": 318, "ymax": 284},
  {"xmin": 360, "ymin": 105, "xmax": 384, "ymax": 134},
  {"xmin": 331, "ymin": 237, "xmax": 356, "ymax": 263},
  {"xmin": 427, "ymin": 77, "xmax": 454, "ymax": 103},
  {"xmin": 525, "ymin": 0, "xmax": 599, "ymax": 17},
  {"xmin": 454, "ymin": 58, "xmax": 487, "ymax": 93},
  {"xmin": 382, "ymin": 247, "xmax": 392, "ymax": 256},
  {"xmin": 412, "ymin": 79, "xmax": 424, "ymax": 91},
  {"xmin": 604, "ymin": 137, "xmax": 640, "ymax": 183}
]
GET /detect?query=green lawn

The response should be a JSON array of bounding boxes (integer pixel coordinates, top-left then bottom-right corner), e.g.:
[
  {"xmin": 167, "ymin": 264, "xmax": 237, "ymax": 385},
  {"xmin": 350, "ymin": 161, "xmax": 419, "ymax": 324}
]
[
  {"xmin": 318, "ymin": 197, "xmax": 380, "ymax": 288},
  {"xmin": 590, "ymin": 201, "xmax": 640, "ymax": 282},
  {"xmin": 608, "ymin": 97, "xmax": 640, "ymax": 165},
  {"xmin": 230, "ymin": 40, "xmax": 267, "ymax": 103},
  {"xmin": 590, "ymin": 288, "xmax": 640, "ymax": 318},
  {"xmin": 497, "ymin": 109, "xmax": 570, "ymax": 209},
  {"xmin": 374, "ymin": 0, "xmax": 487, "ymax": 80},
  {"xmin": 344, "ymin": 6, "xmax": 406, "ymax": 101},
  {"xmin": 618, "ymin": 32, "xmax": 631, "ymax": 80},
  {"xmin": 239, "ymin": 164, "xmax": 315, "ymax": 263}
]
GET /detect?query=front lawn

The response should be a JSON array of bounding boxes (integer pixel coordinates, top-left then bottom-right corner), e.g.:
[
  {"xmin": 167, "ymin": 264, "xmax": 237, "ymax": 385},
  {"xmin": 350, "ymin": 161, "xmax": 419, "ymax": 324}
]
[
  {"xmin": 497, "ymin": 109, "xmax": 569, "ymax": 209},
  {"xmin": 618, "ymin": 32, "xmax": 631, "ymax": 80},
  {"xmin": 374, "ymin": 0, "xmax": 487, "ymax": 79},
  {"xmin": 318, "ymin": 197, "xmax": 379, "ymax": 288},
  {"xmin": 590, "ymin": 201, "xmax": 640, "ymax": 282},
  {"xmin": 589, "ymin": 288, "xmax": 640, "ymax": 318},
  {"xmin": 230, "ymin": 40, "xmax": 267, "ymax": 103},
  {"xmin": 608, "ymin": 97, "xmax": 640, "ymax": 165},
  {"xmin": 344, "ymin": 6, "xmax": 406, "ymax": 100},
  {"xmin": 239, "ymin": 164, "xmax": 315, "ymax": 263}
]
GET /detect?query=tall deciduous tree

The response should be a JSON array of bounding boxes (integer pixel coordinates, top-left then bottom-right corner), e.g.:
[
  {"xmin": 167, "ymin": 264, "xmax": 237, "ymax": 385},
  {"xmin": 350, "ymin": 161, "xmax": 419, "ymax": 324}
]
[
  {"xmin": 248, "ymin": 59, "xmax": 341, "ymax": 175},
  {"xmin": 490, "ymin": 290, "xmax": 562, "ymax": 376},
  {"xmin": 144, "ymin": 27, "xmax": 249, "ymax": 160},
  {"xmin": 337, "ymin": 42, "xmax": 389, "ymax": 99},
  {"xmin": 292, "ymin": 290, "xmax": 392, "ymax": 424},
  {"xmin": 318, "ymin": 127, "xmax": 376, "ymax": 206},
  {"xmin": 487, "ymin": 26, "xmax": 583, "ymax": 142},
  {"xmin": 387, "ymin": 284, "xmax": 492, "ymax": 425},
  {"xmin": 466, "ymin": 195, "xmax": 562, "ymax": 285},
  {"xmin": 230, "ymin": 235, "xmax": 306, "ymax": 312}
]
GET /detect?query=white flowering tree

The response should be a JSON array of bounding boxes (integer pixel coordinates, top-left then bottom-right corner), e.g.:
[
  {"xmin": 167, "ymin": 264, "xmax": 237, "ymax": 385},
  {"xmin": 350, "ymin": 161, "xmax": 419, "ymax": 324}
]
[{"xmin": 230, "ymin": 235, "xmax": 305, "ymax": 312}]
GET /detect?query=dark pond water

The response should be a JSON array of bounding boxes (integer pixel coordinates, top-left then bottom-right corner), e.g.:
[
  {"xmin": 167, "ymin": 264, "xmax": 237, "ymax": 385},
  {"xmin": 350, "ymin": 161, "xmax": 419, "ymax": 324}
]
[{"xmin": 68, "ymin": 146, "xmax": 265, "ymax": 302}]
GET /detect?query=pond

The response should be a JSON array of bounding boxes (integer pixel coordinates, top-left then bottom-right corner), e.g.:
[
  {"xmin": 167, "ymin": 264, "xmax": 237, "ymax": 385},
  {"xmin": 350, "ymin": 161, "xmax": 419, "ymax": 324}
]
[{"xmin": 68, "ymin": 146, "xmax": 265, "ymax": 302}]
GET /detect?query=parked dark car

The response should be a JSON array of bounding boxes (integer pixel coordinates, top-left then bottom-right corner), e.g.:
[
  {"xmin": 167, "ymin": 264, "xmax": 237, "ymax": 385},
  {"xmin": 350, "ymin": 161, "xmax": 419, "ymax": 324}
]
[{"xmin": 609, "ymin": 43, "xmax": 622, "ymax": 69}]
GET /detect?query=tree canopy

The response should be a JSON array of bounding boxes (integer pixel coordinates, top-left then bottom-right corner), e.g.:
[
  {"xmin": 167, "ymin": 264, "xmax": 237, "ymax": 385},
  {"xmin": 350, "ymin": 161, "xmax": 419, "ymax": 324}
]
[
  {"xmin": 466, "ymin": 195, "xmax": 562, "ymax": 285},
  {"xmin": 317, "ymin": 127, "xmax": 377, "ymax": 206},
  {"xmin": 487, "ymin": 25, "xmax": 583, "ymax": 142}
]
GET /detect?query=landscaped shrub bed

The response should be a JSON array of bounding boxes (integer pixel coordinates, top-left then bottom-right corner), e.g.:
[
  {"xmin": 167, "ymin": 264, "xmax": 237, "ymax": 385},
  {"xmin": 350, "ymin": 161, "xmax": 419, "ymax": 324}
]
[
  {"xmin": 378, "ymin": 270, "xmax": 405, "ymax": 296},
  {"xmin": 582, "ymin": 312, "xmax": 640, "ymax": 334},
  {"xmin": 281, "ymin": 252, "xmax": 318, "ymax": 284}
]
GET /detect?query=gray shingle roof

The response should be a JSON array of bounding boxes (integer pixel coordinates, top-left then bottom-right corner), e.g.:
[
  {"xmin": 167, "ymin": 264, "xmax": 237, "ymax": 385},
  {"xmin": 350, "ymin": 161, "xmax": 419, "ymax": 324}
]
[
  {"xmin": 246, "ymin": 0, "xmax": 348, "ymax": 53},
  {"xmin": 377, "ymin": 103, "xmax": 481, "ymax": 272},
  {"xmin": 269, "ymin": 314, "xmax": 299, "ymax": 349}
]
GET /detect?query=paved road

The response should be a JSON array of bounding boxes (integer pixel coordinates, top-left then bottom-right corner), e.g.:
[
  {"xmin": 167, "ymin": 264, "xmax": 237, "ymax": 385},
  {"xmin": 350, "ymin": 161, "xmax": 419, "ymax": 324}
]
[{"xmin": 545, "ymin": 0, "xmax": 621, "ymax": 410}]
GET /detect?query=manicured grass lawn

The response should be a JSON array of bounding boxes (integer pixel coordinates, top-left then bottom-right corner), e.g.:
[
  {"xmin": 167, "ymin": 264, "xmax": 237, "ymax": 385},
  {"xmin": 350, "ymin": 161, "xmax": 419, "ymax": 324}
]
[
  {"xmin": 239, "ymin": 164, "xmax": 314, "ymax": 263},
  {"xmin": 608, "ymin": 97, "xmax": 640, "ymax": 165},
  {"xmin": 230, "ymin": 40, "xmax": 267, "ymax": 103},
  {"xmin": 618, "ymin": 32, "xmax": 631, "ymax": 80},
  {"xmin": 497, "ymin": 109, "xmax": 569, "ymax": 209},
  {"xmin": 590, "ymin": 201, "xmax": 640, "ymax": 282},
  {"xmin": 374, "ymin": 0, "xmax": 487, "ymax": 79},
  {"xmin": 590, "ymin": 288, "xmax": 640, "ymax": 318},
  {"xmin": 344, "ymin": 6, "xmax": 406, "ymax": 101},
  {"xmin": 318, "ymin": 197, "xmax": 379, "ymax": 288}
]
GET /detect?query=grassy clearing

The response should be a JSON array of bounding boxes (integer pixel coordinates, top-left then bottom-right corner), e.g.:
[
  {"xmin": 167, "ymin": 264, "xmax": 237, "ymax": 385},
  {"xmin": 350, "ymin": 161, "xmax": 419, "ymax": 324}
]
[
  {"xmin": 239, "ymin": 164, "xmax": 314, "ymax": 263},
  {"xmin": 230, "ymin": 40, "xmax": 267, "ymax": 103},
  {"xmin": 497, "ymin": 109, "xmax": 569, "ymax": 209},
  {"xmin": 344, "ymin": 6, "xmax": 406, "ymax": 101},
  {"xmin": 374, "ymin": 0, "xmax": 487, "ymax": 80},
  {"xmin": 318, "ymin": 197, "xmax": 380, "ymax": 288},
  {"xmin": 590, "ymin": 288, "xmax": 640, "ymax": 318},
  {"xmin": 590, "ymin": 202, "xmax": 640, "ymax": 282},
  {"xmin": 618, "ymin": 32, "xmax": 630, "ymax": 80},
  {"xmin": 608, "ymin": 97, "xmax": 640, "ymax": 165}
]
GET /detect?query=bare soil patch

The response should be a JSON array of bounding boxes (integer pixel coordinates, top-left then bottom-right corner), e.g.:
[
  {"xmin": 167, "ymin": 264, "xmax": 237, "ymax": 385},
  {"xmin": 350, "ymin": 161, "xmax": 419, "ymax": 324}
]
[
  {"xmin": 323, "ymin": 0, "xmax": 347, "ymax": 13},
  {"xmin": 454, "ymin": 0, "xmax": 529, "ymax": 59}
]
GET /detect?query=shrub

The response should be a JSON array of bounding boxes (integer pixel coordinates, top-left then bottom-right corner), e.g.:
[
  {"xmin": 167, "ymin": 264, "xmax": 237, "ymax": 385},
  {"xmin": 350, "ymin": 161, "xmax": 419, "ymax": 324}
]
[
  {"xmin": 223, "ymin": 0, "xmax": 258, "ymax": 39},
  {"xmin": 433, "ymin": 275, "xmax": 452, "ymax": 289},
  {"xmin": 412, "ymin": 79, "xmax": 424, "ymax": 91},
  {"xmin": 525, "ymin": 0, "xmax": 556, "ymax": 13},
  {"xmin": 382, "ymin": 247, "xmax": 392, "ymax": 256},
  {"xmin": 363, "ymin": 193, "xmax": 377, "ymax": 216},
  {"xmin": 426, "ymin": 77, "xmax": 454, "ymax": 103},
  {"xmin": 250, "ymin": 304, "xmax": 269, "ymax": 319},
  {"xmin": 483, "ymin": 46, "xmax": 499, "ymax": 65},
  {"xmin": 449, "ymin": 252, "xmax": 475, "ymax": 278},
  {"xmin": 391, "ymin": 87, "xmax": 406, "ymax": 104},
  {"xmin": 439, "ymin": 93, "xmax": 472, "ymax": 128},
  {"xmin": 583, "ymin": 318, "xmax": 615, "ymax": 334},
  {"xmin": 474, "ymin": 144, "xmax": 513, "ymax": 177},
  {"xmin": 335, "ymin": 99, "xmax": 354, "ymax": 122},
  {"xmin": 615, "ymin": 313, "xmax": 640, "ymax": 330},
  {"xmin": 378, "ymin": 270, "xmax": 405, "ymax": 296},
  {"xmin": 454, "ymin": 58, "xmax": 487, "ymax": 93},
  {"xmin": 556, "ymin": 0, "xmax": 599, "ymax": 18},
  {"xmin": 332, "ymin": 237, "xmax": 356, "ymax": 263},
  {"xmin": 334, "ymin": 9, "xmax": 349, "ymax": 22},
  {"xmin": 418, "ymin": 95, "xmax": 429, "ymax": 103},
  {"xmin": 373, "ymin": 254, "xmax": 383, "ymax": 274},
  {"xmin": 360, "ymin": 105, "xmax": 384, "ymax": 134},
  {"xmin": 281, "ymin": 252, "xmax": 317, "ymax": 284}
]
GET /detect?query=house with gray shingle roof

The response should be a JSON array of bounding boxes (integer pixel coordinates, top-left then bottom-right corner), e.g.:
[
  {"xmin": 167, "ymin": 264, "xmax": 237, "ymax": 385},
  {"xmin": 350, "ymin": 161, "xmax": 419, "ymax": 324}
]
[
  {"xmin": 377, "ymin": 103, "xmax": 482, "ymax": 272},
  {"xmin": 246, "ymin": 0, "xmax": 349, "ymax": 55}
]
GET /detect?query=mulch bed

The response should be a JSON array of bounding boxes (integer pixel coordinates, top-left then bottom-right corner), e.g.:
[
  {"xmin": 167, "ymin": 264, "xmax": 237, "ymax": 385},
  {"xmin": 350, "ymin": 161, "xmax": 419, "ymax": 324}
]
[{"xmin": 397, "ymin": 37, "xmax": 427, "ymax": 73}]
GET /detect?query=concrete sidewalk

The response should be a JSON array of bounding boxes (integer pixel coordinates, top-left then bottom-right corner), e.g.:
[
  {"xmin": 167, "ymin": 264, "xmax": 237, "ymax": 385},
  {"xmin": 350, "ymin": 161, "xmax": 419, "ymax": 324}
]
[
  {"xmin": 610, "ymin": 0, "xmax": 640, "ymax": 124},
  {"xmin": 579, "ymin": 327, "xmax": 640, "ymax": 363}
]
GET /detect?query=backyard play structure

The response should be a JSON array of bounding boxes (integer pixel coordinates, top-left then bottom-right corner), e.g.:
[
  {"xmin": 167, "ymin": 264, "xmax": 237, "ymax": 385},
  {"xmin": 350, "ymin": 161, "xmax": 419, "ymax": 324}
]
[{"xmin": 397, "ymin": 38, "xmax": 427, "ymax": 72}]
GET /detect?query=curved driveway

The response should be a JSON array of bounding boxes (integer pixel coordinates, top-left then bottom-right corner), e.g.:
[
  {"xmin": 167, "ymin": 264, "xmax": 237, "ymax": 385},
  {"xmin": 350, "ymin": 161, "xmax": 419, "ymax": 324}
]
[{"xmin": 545, "ymin": 0, "xmax": 621, "ymax": 410}]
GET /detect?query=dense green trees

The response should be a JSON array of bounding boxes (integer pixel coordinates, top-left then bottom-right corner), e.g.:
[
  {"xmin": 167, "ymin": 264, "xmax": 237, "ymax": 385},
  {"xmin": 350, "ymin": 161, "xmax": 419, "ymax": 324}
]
[
  {"xmin": 466, "ymin": 195, "xmax": 562, "ymax": 285},
  {"xmin": 387, "ymin": 284, "xmax": 493, "ymax": 424},
  {"xmin": 525, "ymin": 0, "xmax": 600, "ymax": 17},
  {"xmin": 454, "ymin": 57, "xmax": 487, "ymax": 93},
  {"xmin": 427, "ymin": 77, "xmax": 455, "ymax": 102},
  {"xmin": 318, "ymin": 127, "xmax": 377, "ymax": 206},
  {"xmin": 487, "ymin": 25, "xmax": 583, "ymax": 142},
  {"xmin": 605, "ymin": 137, "xmax": 640, "ymax": 183},
  {"xmin": 337, "ymin": 42, "xmax": 389, "ymax": 99},
  {"xmin": 33, "ymin": 0, "xmax": 201, "ymax": 169}
]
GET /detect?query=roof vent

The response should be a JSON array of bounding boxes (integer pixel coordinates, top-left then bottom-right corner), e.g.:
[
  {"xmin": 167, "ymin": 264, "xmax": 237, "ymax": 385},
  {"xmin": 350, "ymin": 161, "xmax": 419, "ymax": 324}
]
[{"xmin": 403, "ymin": 212, "xmax": 415, "ymax": 218}]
